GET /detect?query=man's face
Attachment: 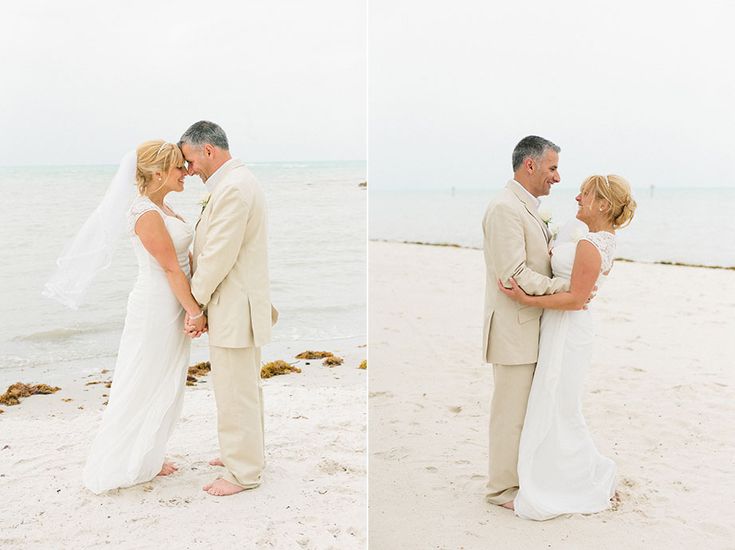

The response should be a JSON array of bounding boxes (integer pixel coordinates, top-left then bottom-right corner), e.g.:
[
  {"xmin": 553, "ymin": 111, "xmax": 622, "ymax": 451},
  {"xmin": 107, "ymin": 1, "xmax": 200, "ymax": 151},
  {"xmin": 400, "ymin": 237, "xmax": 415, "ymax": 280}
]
[
  {"xmin": 529, "ymin": 150, "xmax": 560, "ymax": 197},
  {"xmin": 181, "ymin": 143, "xmax": 212, "ymax": 182}
]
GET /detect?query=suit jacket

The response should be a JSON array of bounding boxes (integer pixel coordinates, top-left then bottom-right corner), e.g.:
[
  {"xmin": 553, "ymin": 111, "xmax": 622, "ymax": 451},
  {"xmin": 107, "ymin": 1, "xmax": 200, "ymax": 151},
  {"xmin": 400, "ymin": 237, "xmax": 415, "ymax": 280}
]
[
  {"xmin": 191, "ymin": 159, "xmax": 277, "ymax": 348},
  {"xmin": 482, "ymin": 180, "xmax": 569, "ymax": 365}
]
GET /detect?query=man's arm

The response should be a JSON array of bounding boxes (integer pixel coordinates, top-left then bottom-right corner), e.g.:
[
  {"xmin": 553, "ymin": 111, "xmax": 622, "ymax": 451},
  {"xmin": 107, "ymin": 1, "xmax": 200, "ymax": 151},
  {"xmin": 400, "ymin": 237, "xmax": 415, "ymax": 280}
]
[
  {"xmin": 485, "ymin": 204, "xmax": 569, "ymax": 295},
  {"xmin": 191, "ymin": 184, "xmax": 249, "ymax": 306},
  {"xmin": 498, "ymin": 241, "xmax": 601, "ymax": 310}
]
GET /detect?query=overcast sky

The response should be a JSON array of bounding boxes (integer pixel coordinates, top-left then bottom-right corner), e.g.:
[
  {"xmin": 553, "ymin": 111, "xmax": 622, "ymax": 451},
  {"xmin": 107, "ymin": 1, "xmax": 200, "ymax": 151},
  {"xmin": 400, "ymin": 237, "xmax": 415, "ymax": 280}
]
[
  {"xmin": 369, "ymin": 0, "xmax": 734, "ymax": 189},
  {"xmin": 0, "ymin": 0, "xmax": 366, "ymax": 165}
]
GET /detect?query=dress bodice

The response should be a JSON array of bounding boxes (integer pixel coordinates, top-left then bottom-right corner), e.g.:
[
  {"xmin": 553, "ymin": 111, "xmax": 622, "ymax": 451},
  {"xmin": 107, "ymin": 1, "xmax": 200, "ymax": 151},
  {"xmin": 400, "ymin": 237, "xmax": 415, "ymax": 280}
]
[
  {"xmin": 550, "ymin": 229, "xmax": 616, "ymax": 286},
  {"xmin": 127, "ymin": 196, "xmax": 193, "ymax": 277}
]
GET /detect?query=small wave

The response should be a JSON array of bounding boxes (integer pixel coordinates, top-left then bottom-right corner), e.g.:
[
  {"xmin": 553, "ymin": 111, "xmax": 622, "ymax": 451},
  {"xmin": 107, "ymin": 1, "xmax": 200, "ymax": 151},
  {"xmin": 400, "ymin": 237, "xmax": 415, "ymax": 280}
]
[
  {"xmin": 0, "ymin": 355, "xmax": 32, "ymax": 370},
  {"xmin": 14, "ymin": 323, "xmax": 120, "ymax": 343},
  {"xmin": 0, "ymin": 350, "xmax": 117, "ymax": 374},
  {"xmin": 14, "ymin": 327, "xmax": 90, "ymax": 342}
]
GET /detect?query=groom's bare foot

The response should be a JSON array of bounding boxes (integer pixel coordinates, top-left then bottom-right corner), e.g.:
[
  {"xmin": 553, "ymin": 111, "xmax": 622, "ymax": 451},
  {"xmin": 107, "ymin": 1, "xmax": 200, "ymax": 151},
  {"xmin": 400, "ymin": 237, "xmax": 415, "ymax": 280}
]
[
  {"xmin": 203, "ymin": 478, "xmax": 246, "ymax": 496},
  {"xmin": 500, "ymin": 501, "xmax": 515, "ymax": 511},
  {"xmin": 157, "ymin": 461, "xmax": 178, "ymax": 476},
  {"xmin": 208, "ymin": 458, "xmax": 224, "ymax": 467}
]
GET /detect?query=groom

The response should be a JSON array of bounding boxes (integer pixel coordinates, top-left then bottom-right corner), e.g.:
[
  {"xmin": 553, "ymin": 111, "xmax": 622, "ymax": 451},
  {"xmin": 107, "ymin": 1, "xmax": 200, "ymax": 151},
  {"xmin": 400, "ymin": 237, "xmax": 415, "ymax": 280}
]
[
  {"xmin": 482, "ymin": 135, "xmax": 569, "ymax": 509},
  {"xmin": 180, "ymin": 120, "xmax": 276, "ymax": 497}
]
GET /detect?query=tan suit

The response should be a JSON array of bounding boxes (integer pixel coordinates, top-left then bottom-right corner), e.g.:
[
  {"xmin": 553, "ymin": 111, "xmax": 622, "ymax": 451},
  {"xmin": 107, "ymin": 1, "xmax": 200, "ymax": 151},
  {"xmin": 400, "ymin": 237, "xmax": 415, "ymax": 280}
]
[
  {"xmin": 192, "ymin": 158, "xmax": 276, "ymax": 489},
  {"xmin": 482, "ymin": 180, "xmax": 568, "ymax": 504}
]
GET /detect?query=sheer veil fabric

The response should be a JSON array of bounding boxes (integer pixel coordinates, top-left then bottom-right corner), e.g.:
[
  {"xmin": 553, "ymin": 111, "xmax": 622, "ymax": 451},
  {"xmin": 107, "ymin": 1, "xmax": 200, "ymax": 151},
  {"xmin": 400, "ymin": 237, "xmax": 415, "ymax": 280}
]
[{"xmin": 43, "ymin": 151, "xmax": 138, "ymax": 309}]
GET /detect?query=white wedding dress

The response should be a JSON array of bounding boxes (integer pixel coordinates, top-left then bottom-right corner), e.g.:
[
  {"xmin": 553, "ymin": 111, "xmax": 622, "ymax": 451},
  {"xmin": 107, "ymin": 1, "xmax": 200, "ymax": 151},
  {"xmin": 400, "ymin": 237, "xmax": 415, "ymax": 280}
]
[
  {"xmin": 514, "ymin": 229, "xmax": 617, "ymax": 521},
  {"xmin": 83, "ymin": 196, "xmax": 193, "ymax": 494}
]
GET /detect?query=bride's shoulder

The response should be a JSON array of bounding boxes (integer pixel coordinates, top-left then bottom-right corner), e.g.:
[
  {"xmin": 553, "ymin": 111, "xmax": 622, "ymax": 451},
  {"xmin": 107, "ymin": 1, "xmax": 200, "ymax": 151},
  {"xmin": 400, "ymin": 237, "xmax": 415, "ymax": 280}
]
[
  {"xmin": 127, "ymin": 195, "xmax": 161, "ymax": 234},
  {"xmin": 580, "ymin": 231, "xmax": 615, "ymax": 248},
  {"xmin": 128, "ymin": 195, "xmax": 161, "ymax": 215},
  {"xmin": 578, "ymin": 231, "xmax": 616, "ymax": 271}
]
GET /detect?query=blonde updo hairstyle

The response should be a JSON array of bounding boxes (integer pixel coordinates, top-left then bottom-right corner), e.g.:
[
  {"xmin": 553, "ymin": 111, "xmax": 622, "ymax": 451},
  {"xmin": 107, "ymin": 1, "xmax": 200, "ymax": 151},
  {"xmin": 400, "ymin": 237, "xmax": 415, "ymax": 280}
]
[
  {"xmin": 581, "ymin": 174, "xmax": 637, "ymax": 229},
  {"xmin": 135, "ymin": 140, "xmax": 184, "ymax": 195}
]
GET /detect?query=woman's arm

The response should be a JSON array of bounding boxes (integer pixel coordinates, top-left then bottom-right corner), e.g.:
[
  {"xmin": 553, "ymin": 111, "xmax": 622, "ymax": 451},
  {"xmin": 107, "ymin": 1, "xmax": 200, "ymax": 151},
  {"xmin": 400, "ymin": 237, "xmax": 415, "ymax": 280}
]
[
  {"xmin": 497, "ymin": 240, "xmax": 601, "ymax": 311},
  {"xmin": 135, "ymin": 211, "xmax": 205, "ymax": 329}
]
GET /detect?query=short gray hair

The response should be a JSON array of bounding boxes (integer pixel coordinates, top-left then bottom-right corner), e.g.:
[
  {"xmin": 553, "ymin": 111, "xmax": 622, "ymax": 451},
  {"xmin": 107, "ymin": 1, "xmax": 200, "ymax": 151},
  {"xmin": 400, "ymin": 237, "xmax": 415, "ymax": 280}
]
[
  {"xmin": 179, "ymin": 120, "xmax": 229, "ymax": 151},
  {"xmin": 512, "ymin": 135, "xmax": 560, "ymax": 171}
]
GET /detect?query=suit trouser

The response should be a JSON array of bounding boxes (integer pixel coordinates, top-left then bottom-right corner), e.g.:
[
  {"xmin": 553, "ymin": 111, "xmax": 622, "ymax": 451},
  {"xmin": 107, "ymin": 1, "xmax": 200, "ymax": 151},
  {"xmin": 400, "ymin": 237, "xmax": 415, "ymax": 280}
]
[
  {"xmin": 210, "ymin": 345, "xmax": 264, "ymax": 489},
  {"xmin": 486, "ymin": 362, "xmax": 535, "ymax": 505}
]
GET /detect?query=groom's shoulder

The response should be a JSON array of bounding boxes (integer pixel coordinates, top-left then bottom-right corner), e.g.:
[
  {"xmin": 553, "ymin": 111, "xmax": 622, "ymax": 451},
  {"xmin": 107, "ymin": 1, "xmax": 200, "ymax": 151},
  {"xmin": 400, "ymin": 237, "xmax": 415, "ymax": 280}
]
[
  {"xmin": 485, "ymin": 186, "xmax": 518, "ymax": 215},
  {"xmin": 221, "ymin": 162, "xmax": 260, "ymax": 190}
]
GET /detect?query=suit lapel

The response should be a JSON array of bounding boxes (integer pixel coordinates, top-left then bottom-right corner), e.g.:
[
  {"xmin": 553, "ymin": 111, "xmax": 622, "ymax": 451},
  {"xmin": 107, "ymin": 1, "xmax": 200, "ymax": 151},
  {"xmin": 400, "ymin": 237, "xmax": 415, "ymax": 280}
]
[
  {"xmin": 506, "ymin": 181, "xmax": 550, "ymax": 243},
  {"xmin": 195, "ymin": 159, "xmax": 243, "ymax": 231}
]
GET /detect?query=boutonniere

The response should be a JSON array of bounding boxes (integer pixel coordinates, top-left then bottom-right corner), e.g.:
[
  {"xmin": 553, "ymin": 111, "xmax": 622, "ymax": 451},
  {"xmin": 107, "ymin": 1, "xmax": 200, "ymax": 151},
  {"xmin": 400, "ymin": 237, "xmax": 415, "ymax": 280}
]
[
  {"xmin": 537, "ymin": 206, "xmax": 559, "ymax": 239},
  {"xmin": 199, "ymin": 193, "xmax": 211, "ymax": 214}
]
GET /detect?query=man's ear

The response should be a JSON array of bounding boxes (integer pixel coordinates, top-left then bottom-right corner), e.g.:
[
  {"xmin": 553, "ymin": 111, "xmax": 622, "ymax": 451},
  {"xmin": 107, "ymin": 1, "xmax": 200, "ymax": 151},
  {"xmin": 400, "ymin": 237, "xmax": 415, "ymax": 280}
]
[
  {"xmin": 204, "ymin": 144, "xmax": 215, "ymax": 158},
  {"xmin": 524, "ymin": 157, "xmax": 535, "ymax": 174}
]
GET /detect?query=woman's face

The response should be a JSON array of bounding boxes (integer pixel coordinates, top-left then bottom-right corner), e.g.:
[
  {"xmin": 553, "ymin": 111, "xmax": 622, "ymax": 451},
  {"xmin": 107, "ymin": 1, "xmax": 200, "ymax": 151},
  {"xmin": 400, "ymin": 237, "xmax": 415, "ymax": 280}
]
[
  {"xmin": 575, "ymin": 184, "xmax": 602, "ymax": 224},
  {"xmin": 164, "ymin": 164, "xmax": 187, "ymax": 193}
]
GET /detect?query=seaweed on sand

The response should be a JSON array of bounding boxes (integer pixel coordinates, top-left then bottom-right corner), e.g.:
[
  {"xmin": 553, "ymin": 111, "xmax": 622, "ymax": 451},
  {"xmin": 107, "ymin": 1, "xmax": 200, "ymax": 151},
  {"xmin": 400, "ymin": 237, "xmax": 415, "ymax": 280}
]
[
  {"xmin": 0, "ymin": 383, "xmax": 61, "ymax": 406},
  {"xmin": 261, "ymin": 360, "xmax": 301, "ymax": 379},
  {"xmin": 186, "ymin": 361, "xmax": 212, "ymax": 386},
  {"xmin": 323, "ymin": 356, "xmax": 344, "ymax": 367},
  {"xmin": 188, "ymin": 361, "xmax": 211, "ymax": 377},
  {"xmin": 295, "ymin": 351, "xmax": 334, "ymax": 360},
  {"xmin": 358, "ymin": 360, "xmax": 367, "ymax": 370},
  {"xmin": 85, "ymin": 380, "xmax": 112, "ymax": 388}
]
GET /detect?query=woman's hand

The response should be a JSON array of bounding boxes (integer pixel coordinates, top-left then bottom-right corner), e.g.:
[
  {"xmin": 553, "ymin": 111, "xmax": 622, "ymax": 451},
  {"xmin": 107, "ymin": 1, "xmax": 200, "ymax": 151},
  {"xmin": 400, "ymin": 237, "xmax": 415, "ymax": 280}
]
[{"xmin": 497, "ymin": 277, "xmax": 531, "ymax": 304}]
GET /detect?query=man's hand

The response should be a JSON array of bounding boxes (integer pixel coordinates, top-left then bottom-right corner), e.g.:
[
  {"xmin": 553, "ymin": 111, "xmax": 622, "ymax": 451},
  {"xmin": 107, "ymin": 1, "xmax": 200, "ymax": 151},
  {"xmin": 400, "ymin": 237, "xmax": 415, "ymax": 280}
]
[
  {"xmin": 582, "ymin": 285, "xmax": 598, "ymax": 310},
  {"xmin": 184, "ymin": 311, "xmax": 208, "ymax": 338},
  {"xmin": 497, "ymin": 277, "xmax": 532, "ymax": 305}
]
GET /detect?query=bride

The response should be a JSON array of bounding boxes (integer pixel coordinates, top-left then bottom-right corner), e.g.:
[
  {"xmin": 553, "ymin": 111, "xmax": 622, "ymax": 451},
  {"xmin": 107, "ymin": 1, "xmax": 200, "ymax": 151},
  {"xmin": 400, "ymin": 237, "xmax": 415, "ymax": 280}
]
[
  {"xmin": 497, "ymin": 174, "xmax": 636, "ymax": 521},
  {"xmin": 44, "ymin": 141, "xmax": 207, "ymax": 493}
]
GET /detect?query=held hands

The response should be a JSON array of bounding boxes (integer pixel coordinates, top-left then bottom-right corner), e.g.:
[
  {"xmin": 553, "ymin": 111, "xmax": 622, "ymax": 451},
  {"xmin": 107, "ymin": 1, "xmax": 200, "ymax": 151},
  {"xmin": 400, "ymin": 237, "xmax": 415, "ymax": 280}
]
[
  {"xmin": 496, "ymin": 277, "xmax": 531, "ymax": 304},
  {"xmin": 184, "ymin": 310, "xmax": 208, "ymax": 338}
]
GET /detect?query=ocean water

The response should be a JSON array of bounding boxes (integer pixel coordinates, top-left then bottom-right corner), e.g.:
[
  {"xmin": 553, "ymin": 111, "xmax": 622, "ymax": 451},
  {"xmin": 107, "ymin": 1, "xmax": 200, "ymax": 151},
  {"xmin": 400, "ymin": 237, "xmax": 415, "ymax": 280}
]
[
  {"xmin": 0, "ymin": 161, "xmax": 366, "ymax": 374},
  {"xmin": 369, "ymin": 186, "xmax": 735, "ymax": 268}
]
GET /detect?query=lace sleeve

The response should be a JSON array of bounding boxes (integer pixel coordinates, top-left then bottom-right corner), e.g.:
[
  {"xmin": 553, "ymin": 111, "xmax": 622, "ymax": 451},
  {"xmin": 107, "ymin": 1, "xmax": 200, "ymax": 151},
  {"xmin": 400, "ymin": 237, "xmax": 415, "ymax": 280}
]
[
  {"xmin": 579, "ymin": 232, "xmax": 616, "ymax": 273},
  {"xmin": 127, "ymin": 197, "xmax": 161, "ymax": 236}
]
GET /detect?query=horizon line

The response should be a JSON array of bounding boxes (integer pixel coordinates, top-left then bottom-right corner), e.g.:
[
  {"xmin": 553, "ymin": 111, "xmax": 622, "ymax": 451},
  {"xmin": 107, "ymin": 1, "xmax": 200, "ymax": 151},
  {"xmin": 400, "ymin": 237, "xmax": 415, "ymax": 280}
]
[{"xmin": 0, "ymin": 159, "xmax": 367, "ymax": 169}]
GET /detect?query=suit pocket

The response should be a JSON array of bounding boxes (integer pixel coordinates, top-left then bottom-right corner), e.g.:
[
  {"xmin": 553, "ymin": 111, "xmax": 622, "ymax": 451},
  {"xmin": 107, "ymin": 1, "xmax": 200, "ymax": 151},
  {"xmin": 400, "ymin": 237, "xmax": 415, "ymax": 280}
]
[
  {"xmin": 248, "ymin": 295, "xmax": 272, "ymax": 346},
  {"xmin": 518, "ymin": 305, "xmax": 542, "ymax": 324},
  {"xmin": 482, "ymin": 311, "xmax": 494, "ymax": 362}
]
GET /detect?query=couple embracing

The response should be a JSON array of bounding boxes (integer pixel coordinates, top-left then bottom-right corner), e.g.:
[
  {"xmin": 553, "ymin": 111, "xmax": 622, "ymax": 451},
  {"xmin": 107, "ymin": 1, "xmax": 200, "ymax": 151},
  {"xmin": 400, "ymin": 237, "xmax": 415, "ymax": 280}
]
[
  {"xmin": 45, "ymin": 121, "xmax": 276, "ymax": 497},
  {"xmin": 482, "ymin": 135, "xmax": 637, "ymax": 520}
]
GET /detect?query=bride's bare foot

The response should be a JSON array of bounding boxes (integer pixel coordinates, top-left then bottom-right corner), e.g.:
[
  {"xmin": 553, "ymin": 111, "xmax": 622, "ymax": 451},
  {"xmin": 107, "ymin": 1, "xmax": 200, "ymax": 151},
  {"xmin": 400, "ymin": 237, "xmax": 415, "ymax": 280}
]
[
  {"xmin": 203, "ymin": 478, "xmax": 246, "ymax": 496},
  {"xmin": 157, "ymin": 461, "xmax": 178, "ymax": 477},
  {"xmin": 500, "ymin": 500, "xmax": 515, "ymax": 511},
  {"xmin": 208, "ymin": 457, "xmax": 224, "ymax": 467}
]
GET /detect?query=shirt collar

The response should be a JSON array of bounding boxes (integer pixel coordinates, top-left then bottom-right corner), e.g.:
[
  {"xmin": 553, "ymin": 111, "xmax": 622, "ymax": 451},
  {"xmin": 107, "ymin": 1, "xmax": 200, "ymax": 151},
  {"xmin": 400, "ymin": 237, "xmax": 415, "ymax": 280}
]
[
  {"xmin": 510, "ymin": 179, "xmax": 540, "ymax": 209},
  {"xmin": 204, "ymin": 158, "xmax": 236, "ymax": 194}
]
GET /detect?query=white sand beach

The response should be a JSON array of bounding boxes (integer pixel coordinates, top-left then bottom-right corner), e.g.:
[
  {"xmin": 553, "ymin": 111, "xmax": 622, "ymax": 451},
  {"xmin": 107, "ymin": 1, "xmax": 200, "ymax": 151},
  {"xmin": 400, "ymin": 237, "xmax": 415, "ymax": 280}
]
[
  {"xmin": 0, "ymin": 339, "xmax": 366, "ymax": 549},
  {"xmin": 369, "ymin": 241, "xmax": 735, "ymax": 550}
]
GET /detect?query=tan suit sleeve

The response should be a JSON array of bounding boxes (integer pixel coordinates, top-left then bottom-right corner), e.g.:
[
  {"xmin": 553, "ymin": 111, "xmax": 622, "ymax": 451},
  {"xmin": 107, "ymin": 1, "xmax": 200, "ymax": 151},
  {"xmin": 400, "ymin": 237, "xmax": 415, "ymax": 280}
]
[
  {"xmin": 485, "ymin": 203, "xmax": 569, "ymax": 295},
  {"xmin": 191, "ymin": 185, "xmax": 249, "ymax": 307}
]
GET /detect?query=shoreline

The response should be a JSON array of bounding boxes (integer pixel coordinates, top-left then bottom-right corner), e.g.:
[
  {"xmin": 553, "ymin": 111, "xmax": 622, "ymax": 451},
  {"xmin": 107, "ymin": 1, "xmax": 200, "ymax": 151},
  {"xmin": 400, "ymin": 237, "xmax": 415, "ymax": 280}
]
[{"xmin": 369, "ymin": 238, "xmax": 735, "ymax": 271}]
